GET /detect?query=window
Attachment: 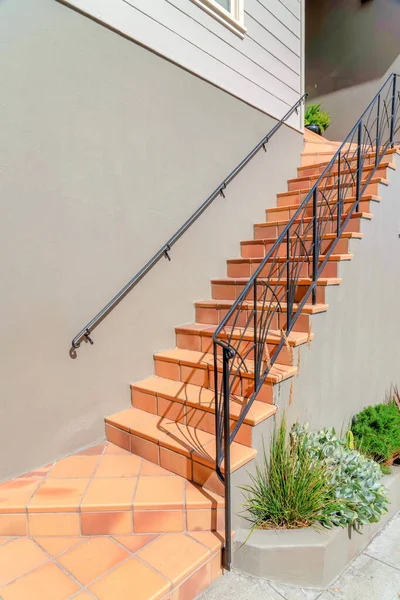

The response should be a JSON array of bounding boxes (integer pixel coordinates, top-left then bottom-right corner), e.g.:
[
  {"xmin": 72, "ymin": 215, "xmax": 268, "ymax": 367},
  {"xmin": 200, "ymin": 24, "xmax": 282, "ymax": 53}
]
[{"xmin": 192, "ymin": 0, "xmax": 246, "ymax": 38}]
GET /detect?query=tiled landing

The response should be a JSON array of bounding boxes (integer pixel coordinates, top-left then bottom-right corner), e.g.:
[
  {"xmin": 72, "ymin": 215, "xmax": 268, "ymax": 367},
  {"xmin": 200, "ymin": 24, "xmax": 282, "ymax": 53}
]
[
  {"xmin": 0, "ymin": 530, "xmax": 223, "ymax": 600},
  {"xmin": 0, "ymin": 442, "xmax": 224, "ymax": 537},
  {"xmin": 0, "ymin": 442, "xmax": 224, "ymax": 599}
]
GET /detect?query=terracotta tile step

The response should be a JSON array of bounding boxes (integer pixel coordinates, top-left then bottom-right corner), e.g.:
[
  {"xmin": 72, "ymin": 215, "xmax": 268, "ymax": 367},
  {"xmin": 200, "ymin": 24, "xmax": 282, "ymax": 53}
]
[
  {"xmin": 299, "ymin": 146, "xmax": 398, "ymax": 167},
  {"xmin": 288, "ymin": 161, "xmax": 395, "ymax": 191},
  {"xmin": 253, "ymin": 211, "xmax": 373, "ymax": 241},
  {"xmin": 267, "ymin": 194, "xmax": 381, "ymax": 221},
  {"xmin": 297, "ymin": 147, "xmax": 399, "ymax": 177},
  {"xmin": 176, "ymin": 321, "xmax": 313, "ymax": 348},
  {"xmin": 211, "ymin": 275, "xmax": 341, "ymax": 305},
  {"xmin": 0, "ymin": 533, "xmax": 224, "ymax": 600},
  {"xmin": 154, "ymin": 346, "xmax": 298, "ymax": 388},
  {"xmin": 105, "ymin": 408, "xmax": 257, "ymax": 494},
  {"xmin": 276, "ymin": 178, "xmax": 386, "ymax": 208},
  {"xmin": 226, "ymin": 253, "xmax": 352, "ymax": 279},
  {"xmin": 131, "ymin": 376, "xmax": 276, "ymax": 425},
  {"xmin": 241, "ymin": 231, "xmax": 362, "ymax": 258},
  {"xmin": 0, "ymin": 443, "xmax": 226, "ymax": 537},
  {"xmin": 175, "ymin": 322, "xmax": 314, "ymax": 366},
  {"xmin": 130, "ymin": 377, "xmax": 277, "ymax": 446},
  {"xmin": 194, "ymin": 297, "xmax": 324, "ymax": 334}
]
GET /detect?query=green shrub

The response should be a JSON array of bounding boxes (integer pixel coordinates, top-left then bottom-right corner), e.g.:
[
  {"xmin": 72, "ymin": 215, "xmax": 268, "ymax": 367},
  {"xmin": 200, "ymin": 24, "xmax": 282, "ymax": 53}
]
[
  {"xmin": 350, "ymin": 402, "xmax": 400, "ymax": 470},
  {"xmin": 293, "ymin": 425, "xmax": 389, "ymax": 530},
  {"xmin": 304, "ymin": 104, "xmax": 331, "ymax": 133},
  {"xmin": 241, "ymin": 420, "xmax": 389, "ymax": 532}
]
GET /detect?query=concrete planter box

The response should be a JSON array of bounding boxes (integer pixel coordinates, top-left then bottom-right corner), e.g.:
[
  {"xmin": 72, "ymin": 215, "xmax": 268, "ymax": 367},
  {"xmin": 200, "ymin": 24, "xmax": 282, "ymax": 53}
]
[{"xmin": 233, "ymin": 466, "xmax": 400, "ymax": 589}]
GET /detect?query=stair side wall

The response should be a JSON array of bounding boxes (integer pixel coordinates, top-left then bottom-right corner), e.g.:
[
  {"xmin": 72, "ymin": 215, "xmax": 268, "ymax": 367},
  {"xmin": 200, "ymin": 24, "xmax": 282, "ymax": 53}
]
[{"xmin": 231, "ymin": 155, "xmax": 400, "ymax": 529}]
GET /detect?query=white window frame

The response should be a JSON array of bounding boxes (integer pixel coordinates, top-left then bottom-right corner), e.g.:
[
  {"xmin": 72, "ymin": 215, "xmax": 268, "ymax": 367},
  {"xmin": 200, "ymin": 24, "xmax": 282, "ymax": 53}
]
[{"xmin": 191, "ymin": 0, "xmax": 246, "ymax": 38}]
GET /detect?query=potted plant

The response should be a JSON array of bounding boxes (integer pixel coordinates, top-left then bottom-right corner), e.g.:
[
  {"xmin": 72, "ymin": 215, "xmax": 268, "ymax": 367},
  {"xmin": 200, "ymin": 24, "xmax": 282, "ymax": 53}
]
[{"xmin": 304, "ymin": 103, "xmax": 331, "ymax": 135}]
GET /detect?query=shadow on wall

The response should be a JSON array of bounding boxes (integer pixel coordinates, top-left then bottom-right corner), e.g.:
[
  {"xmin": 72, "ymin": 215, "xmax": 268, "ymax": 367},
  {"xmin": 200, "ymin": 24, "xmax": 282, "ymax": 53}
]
[
  {"xmin": 305, "ymin": 54, "xmax": 400, "ymax": 140},
  {"xmin": 306, "ymin": 0, "xmax": 400, "ymax": 99},
  {"xmin": 305, "ymin": 0, "xmax": 400, "ymax": 139}
]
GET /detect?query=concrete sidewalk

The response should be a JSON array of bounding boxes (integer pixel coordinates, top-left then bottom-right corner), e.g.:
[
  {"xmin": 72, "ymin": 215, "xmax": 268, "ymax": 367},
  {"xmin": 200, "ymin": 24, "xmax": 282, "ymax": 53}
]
[{"xmin": 197, "ymin": 511, "xmax": 400, "ymax": 600}]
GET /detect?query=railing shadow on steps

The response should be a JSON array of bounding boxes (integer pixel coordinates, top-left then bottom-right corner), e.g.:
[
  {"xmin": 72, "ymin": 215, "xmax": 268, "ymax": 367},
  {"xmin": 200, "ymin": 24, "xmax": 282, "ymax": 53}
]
[
  {"xmin": 71, "ymin": 94, "xmax": 307, "ymax": 351},
  {"xmin": 213, "ymin": 72, "xmax": 400, "ymax": 571}
]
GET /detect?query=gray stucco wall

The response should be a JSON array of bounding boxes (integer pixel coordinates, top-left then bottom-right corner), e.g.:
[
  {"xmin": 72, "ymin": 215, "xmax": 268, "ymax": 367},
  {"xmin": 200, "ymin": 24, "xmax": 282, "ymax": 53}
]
[
  {"xmin": 290, "ymin": 166, "xmax": 400, "ymax": 428},
  {"xmin": 232, "ymin": 158, "xmax": 400, "ymax": 529},
  {"xmin": 0, "ymin": 0, "xmax": 303, "ymax": 480}
]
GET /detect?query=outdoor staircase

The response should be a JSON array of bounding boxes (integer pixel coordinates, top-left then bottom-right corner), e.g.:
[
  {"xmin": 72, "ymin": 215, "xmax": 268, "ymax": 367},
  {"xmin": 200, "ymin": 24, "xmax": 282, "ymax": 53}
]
[
  {"xmin": 104, "ymin": 143, "xmax": 399, "ymax": 500},
  {"xmin": 0, "ymin": 133, "xmax": 398, "ymax": 600}
]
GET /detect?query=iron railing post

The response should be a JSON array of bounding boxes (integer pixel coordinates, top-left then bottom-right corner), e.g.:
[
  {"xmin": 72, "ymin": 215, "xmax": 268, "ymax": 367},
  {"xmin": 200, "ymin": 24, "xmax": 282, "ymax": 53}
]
[
  {"xmin": 355, "ymin": 121, "xmax": 362, "ymax": 211},
  {"xmin": 312, "ymin": 187, "xmax": 318, "ymax": 305},
  {"xmin": 375, "ymin": 94, "xmax": 381, "ymax": 166},
  {"xmin": 286, "ymin": 230, "xmax": 291, "ymax": 329},
  {"xmin": 253, "ymin": 278, "xmax": 258, "ymax": 390},
  {"xmin": 222, "ymin": 347, "xmax": 232, "ymax": 571},
  {"xmin": 390, "ymin": 75, "xmax": 397, "ymax": 147},
  {"xmin": 336, "ymin": 152, "xmax": 341, "ymax": 237},
  {"xmin": 213, "ymin": 341, "xmax": 222, "ymax": 473}
]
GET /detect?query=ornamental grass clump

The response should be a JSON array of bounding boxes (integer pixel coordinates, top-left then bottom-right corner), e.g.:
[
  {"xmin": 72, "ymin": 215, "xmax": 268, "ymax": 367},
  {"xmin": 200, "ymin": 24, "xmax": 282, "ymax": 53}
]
[
  {"xmin": 350, "ymin": 401, "xmax": 400, "ymax": 472},
  {"xmin": 241, "ymin": 419, "xmax": 389, "ymax": 532},
  {"xmin": 240, "ymin": 418, "xmax": 344, "ymax": 530}
]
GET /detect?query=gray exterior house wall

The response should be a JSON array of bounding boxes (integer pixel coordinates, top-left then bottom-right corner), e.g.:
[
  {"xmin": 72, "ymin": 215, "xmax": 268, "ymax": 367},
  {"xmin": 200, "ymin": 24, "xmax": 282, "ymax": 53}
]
[
  {"xmin": 0, "ymin": 0, "xmax": 303, "ymax": 480},
  {"xmin": 62, "ymin": 0, "xmax": 304, "ymax": 129}
]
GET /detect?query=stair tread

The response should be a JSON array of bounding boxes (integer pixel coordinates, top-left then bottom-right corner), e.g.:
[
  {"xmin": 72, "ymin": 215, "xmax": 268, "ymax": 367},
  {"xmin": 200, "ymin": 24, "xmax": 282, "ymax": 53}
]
[
  {"xmin": 106, "ymin": 408, "xmax": 257, "ymax": 472},
  {"xmin": 289, "ymin": 160, "xmax": 396, "ymax": 185},
  {"xmin": 211, "ymin": 276, "xmax": 342, "ymax": 286},
  {"xmin": 131, "ymin": 376, "xmax": 277, "ymax": 425},
  {"xmin": 254, "ymin": 211, "xmax": 373, "ymax": 227},
  {"xmin": 277, "ymin": 178, "xmax": 388, "ymax": 198},
  {"xmin": 297, "ymin": 147, "xmax": 400, "ymax": 173},
  {"xmin": 175, "ymin": 322, "xmax": 314, "ymax": 346},
  {"xmin": 241, "ymin": 232, "xmax": 363, "ymax": 245},
  {"xmin": 227, "ymin": 253, "xmax": 353, "ymax": 264},
  {"xmin": 269, "ymin": 195, "xmax": 381, "ymax": 214},
  {"xmin": 154, "ymin": 347, "xmax": 298, "ymax": 383},
  {"xmin": 194, "ymin": 298, "xmax": 328, "ymax": 314}
]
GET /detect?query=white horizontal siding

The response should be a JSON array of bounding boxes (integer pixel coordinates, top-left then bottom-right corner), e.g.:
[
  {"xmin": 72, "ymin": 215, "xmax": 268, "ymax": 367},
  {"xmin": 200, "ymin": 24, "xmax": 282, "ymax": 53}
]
[{"xmin": 63, "ymin": 0, "xmax": 303, "ymax": 128}]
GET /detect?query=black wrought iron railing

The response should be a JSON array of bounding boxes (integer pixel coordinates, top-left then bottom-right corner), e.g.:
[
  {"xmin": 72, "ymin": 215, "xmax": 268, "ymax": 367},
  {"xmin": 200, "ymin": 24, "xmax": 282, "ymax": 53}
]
[
  {"xmin": 71, "ymin": 94, "xmax": 307, "ymax": 350},
  {"xmin": 213, "ymin": 73, "xmax": 400, "ymax": 570}
]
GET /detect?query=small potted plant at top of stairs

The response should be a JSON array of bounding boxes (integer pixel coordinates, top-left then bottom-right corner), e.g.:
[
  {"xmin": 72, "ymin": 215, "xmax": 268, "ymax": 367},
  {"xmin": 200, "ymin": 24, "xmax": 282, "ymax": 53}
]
[{"xmin": 305, "ymin": 103, "xmax": 331, "ymax": 135}]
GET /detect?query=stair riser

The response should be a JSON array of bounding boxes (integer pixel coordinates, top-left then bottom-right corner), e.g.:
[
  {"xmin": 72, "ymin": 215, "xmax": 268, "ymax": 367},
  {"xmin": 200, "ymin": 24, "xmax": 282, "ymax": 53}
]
[
  {"xmin": 212, "ymin": 281, "xmax": 329, "ymax": 305},
  {"xmin": 276, "ymin": 183, "xmax": 359, "ymax": 209},
  {"xmin": 176, "ymin": 331, "xmax": 297, "ymax": 366},
  {"xmin": 254, "ymin": 215, "xmax": 366, "ymax": 240},
  {"xmin": 130, "ymin": 389, "xmax": 254, "ymax": 447},
  {"xmin": 241, "ymin": 236, "xmax": 351, "ymax": 258},
  {"xmin": 196, "ymin": 304, "xmax": 314, "ymax": 333},
  {"xmin": 288, "ymin": 165, "xmax": 390, "ymax": 192},
  {"xmin": 195, "ymin": 305, "xmax": 312, "ymax": 334},
  {"xmin": 267, "ymin": 198, "xmax": 375, "ymax": 222},
  {"xmin": 227, "ymin": 259, "xmax": 340, "ymax": 279}
]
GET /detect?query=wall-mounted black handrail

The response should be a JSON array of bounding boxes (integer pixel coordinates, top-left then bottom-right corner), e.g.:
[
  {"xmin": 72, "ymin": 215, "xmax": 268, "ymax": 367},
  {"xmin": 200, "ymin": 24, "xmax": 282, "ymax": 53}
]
[{"xmin": 71, "ymin": 94, "xmax": 307, "ymax": 349}]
